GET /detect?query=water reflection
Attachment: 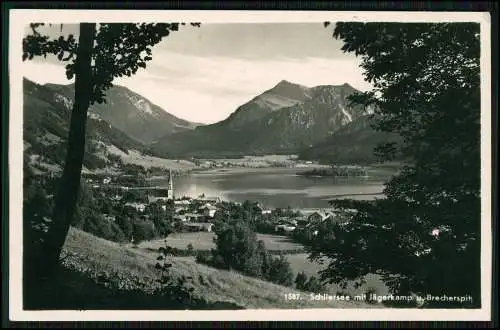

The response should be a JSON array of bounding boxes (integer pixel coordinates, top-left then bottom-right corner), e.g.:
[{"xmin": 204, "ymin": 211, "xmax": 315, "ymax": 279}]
[{"xmin": 151, "ymin": 168, "xmax": 388, "ymax": 209}]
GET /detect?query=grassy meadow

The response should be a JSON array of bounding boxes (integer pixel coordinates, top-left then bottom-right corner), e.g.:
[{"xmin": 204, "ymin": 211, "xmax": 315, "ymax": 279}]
[
  {"xmin": 136, "ymin": 231, "xmax": 389, "ymax": 299},
  {"xmin": 138, "ymin": 232, "xmax": 304, "ymax": 252},
  {"xmin": 52, "ymin": 227, "xmax": 379, "ymax": 309}
]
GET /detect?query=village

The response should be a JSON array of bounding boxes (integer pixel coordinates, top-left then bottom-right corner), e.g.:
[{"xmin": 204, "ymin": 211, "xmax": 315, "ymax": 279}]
[{"xmin": 82, "ymin": 169, "xmax": 355, "ymax": 242}]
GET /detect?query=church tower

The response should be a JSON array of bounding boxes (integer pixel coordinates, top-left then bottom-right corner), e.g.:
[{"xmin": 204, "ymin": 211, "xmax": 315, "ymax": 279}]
[{"xmin": 167, "ymin": 169, "xmax": 174, "ymax": 200}]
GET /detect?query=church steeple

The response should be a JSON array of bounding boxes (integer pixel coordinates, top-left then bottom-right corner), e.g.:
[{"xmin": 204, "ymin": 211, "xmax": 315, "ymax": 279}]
[{"xmin": 167, "ymin": 169, "xmax": 174, "ymax": 200}]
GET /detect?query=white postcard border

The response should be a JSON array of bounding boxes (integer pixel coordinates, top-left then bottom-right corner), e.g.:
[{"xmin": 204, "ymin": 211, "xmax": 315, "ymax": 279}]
[{"xmin": 8, "ymin": 9, "xmax": 492, "ymax": 322}]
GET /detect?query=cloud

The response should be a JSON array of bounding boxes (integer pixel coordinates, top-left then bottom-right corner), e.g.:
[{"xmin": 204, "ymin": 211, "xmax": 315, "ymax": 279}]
[
  {"xmin": 22, "ymin": 50, "xmax": 372, "ymax": 124},
  {"xmin": 22, "ymin": 61, "xmax": 73, "ymax": 85}
]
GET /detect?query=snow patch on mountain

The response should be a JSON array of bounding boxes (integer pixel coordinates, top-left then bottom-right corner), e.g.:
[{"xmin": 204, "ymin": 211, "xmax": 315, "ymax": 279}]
[
  {"xmin": 125, "ymin": 93, "xmax": 154, "ymax": 115},
  {"xmin": 54, "ymin": 93, "xmax": 73, "ymax": 110},
  {"xmin": 257, "ymin": 94, "xmax": 306, "ymax": 110},
  {"xmin": 339, "ymin": 104, "xmax": 353, "ymax": 123}
]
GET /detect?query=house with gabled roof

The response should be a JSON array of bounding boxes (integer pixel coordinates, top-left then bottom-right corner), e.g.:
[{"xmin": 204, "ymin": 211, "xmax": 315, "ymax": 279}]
[
  {"xmin": 124, "ymin": 202, "xmax": 147, "ymax": 213},
  {"xmin": 183, "ymin": 222, "xmax": 214, "ymax": 232},
  {"xmin": 307, "ymin": 210, "xmax": 334, "ymax": 223},
  {"xmin": 200, "ymin": 204, "xmax": 218, "ymax": 218},
  {"xmin": 197, "ymin": 195, "xmax": 222, "ymax": 205}
]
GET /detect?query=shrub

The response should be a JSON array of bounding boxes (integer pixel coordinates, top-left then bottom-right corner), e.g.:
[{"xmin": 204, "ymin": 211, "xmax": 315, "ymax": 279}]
[
  {"xmin": 195, "ymin": 251, "xmax": 212, "ymax": 265},
  {"xmin": 211, "ymin": 254, "xmax": 228, "ymax": 269},
  {"xmin": 107, "ymin": 153, "xmax": 121, "ymax": 164},
  {"xmin": 254, "ymin": 220, "xmax": 276, "ymax": 235},
  {"xmin": 115, "ymin": 215, "xmax": 134, "ymax": 239},
  {"xmin": 295, "ymin": 271, "xmax": 308, "ymax": 290},
  {"xmin": 364, "ymin": 287, "xmax": 378, "ymax": 304},
  {"xmin": 83, "ymin": 151, "xmax": 107, "ymax": 170},
  {"xmin": 264, "ymin": 255, "xmax": 294, "ymax": 287},
  {"xmin": 23, "ymin": 180, "xmax": 53, "ymax": 273},
  {"xmin": 81, "ymin": 213, "xmax": 126, "ymax": 243},
  {"xmin": 212, "ymin": 222, "xmax": 264, "ymax": 276},
  {"xmin": 132, "ymin": 220, "xmax": 156, "ymax": 244},
  {"xmin": 154, "ymin": 249, "xmax": 195, "ymax": 305},
  {"xmin": 303, "ymin": 276, "xmax": 325, "ymax": 293},
  {"xmin": 256, "ymin": 240, "xmax": 270, "ymax": 276},
  {"xmin": 207, "ymin": 221, "xmax": 299, "ymax": 287}
]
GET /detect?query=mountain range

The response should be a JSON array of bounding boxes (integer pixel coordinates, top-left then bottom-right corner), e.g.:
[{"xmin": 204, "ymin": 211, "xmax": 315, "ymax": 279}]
[
  {"xmin": 23, "ymin": 77, "xmax": 200, "ymax": 173},
  {"xmin": 298, "ymin": 115, "xmax": 400, "ymax": 164},
  {"xmin": 150, "ymin": 80, "xmax": 376, "ymax": 158},
  {"xmin": 43, "ymin": 82, "xmax": 201, "ymax": 144},
  {"xmin": 23, "ymin": 76, "xmax": 395, "ymax": 169}
]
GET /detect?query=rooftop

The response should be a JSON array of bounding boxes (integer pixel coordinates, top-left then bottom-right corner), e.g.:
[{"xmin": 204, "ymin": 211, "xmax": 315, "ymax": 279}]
[
  {"xmin": 201, "ymin": 205, "xmax": 218, "ymax": 210},
  {"xmin": 184, "ymin": 222, "xmax": 214, "ymax": 228},
  {"xmin": 198, "ymin": 196, "xmax": 221, "ymax": 201}
]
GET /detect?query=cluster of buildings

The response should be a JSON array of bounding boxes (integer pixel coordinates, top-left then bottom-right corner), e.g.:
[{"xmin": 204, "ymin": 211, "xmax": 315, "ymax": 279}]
[
  {"xmin": 84, "ymin": 170, "xmax": 223, "ymax": 232},
  {"xmin": 172, "ymin": 196, "xmax": 221, "ymax": 232},
  {"xmin": 112, "ymin": 170, "xmax": 222, "ymax": 232},
  {"xmin": 273, "ymin": 209, "xmax": 358, "ymax": 236}
]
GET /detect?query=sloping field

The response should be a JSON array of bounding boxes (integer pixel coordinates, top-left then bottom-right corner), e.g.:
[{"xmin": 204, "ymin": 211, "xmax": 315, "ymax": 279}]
[
  {"xmin": 106, "ymin": 145, "xmax": 196, "ymax": 170},
  {"xmin": 61, "ymin": 228, "xmax": 379, "ymax": 309}
]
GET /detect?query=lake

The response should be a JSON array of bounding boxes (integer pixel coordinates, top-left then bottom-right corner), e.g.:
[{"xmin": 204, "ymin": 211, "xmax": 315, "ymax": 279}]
[{"xmin": 150, "ymin": 167, "xmax": 393, "ymax": 209}]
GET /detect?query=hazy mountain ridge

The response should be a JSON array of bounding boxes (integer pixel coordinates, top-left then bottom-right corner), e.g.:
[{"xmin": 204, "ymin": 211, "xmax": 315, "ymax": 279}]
[
  {"xmin": 23, "ymin": 78, "xmax": 147, "ymax": 172},
  {"xmin": 24, "ymin": 76, "xmax": 396, "ymax": 166},
  {"xmin": 151, "ymin": 80, "xmax": 371, "ymax": 157},
  {"xmin": 44, "ymin": 82, "xmax": 201, "ymax": 144},
  {"xmin": 298, "ymin": 115, "xmax": 401, "ymax": 164}
]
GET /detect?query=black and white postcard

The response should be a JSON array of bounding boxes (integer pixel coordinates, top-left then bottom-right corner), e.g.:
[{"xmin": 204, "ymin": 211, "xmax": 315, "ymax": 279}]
[{"xmin": 7, "ymin": 9, "xmax": 493, "ymax": 322}]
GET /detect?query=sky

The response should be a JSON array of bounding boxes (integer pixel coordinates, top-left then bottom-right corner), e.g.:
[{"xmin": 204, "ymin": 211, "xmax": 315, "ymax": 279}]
[{"xmin": 22, "ymin": 23, "xmax": 373, "ymax": 124}]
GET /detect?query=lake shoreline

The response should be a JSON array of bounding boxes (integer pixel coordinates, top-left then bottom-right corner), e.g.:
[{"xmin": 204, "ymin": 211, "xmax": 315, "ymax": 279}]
[
  {"xmin": 326, "ymin": 192, "xmax": 385, "ymax": 200},
  {"xmin": 147, "ymin": 166, "xmax": 390, "ymax": 209}
]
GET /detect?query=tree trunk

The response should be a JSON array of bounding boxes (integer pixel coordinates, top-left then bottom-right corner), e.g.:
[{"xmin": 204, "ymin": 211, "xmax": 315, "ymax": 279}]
[{"xmin": 38, "ymin": 23, "xmax": 96, "ymax": 277}]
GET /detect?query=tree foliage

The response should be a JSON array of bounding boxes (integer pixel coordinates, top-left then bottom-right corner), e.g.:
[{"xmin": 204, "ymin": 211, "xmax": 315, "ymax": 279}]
[
  {"xmin": 212, "ymin": 222, "xmax": 264, "ymax": 276},
  {"xmin": 305, "ymin": 22, "xmax": 481, "ymax": 307},
  {"xmin": 23, "ymin": 179, "xmax": 54, "ymax": 249},
  {"xmin": 295, "ymin": 271, "xmax": 308, "ymax": 290},
  {"xmin": 265, "ymin": 254, "xmax": 294, "ymax": 287},
  {"xmin": 303, "ymin": 275, "xmax": 325, "ymax": 293},
  {"xmin": 23, "ymin": 22, "xmax": 199, "ymax": 274},
  {"xmin": 155, "ymin": 247, "xmax": 195, "ymax": 305},
  {"xmin": 208, "ymin": 221, "xmax": 295, "ymax": 286}
]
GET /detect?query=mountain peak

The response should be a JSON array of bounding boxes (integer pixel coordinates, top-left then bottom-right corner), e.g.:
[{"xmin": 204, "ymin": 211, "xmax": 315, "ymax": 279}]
[
  {"xmin": 152, "ymin": 76, "xmax": 370, "ymax": 157},
  {"xmin": 340, "ymin": 82, "xmax": 358, "ymax": 91},
  {"xmin": 264, "ymin": 79, "xmax": 311, "ymax": 101},
  {"xmin": 276, "ymin": 79, "xmax": 294, "ymax": 86},
  {"xmin": 274, "ymin": 79, "xmax": 309, "ymax": 89}
]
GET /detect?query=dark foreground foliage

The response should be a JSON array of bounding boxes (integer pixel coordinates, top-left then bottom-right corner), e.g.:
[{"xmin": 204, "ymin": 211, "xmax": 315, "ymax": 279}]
[{"xmin": 305, "ymin": 22, "xmax": 482, "ymax": 309}]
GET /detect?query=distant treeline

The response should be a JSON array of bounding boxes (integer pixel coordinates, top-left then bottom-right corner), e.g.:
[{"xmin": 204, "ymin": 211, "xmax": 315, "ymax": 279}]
[
  {"xmin": 297, "ymin": 166, "xmax": 368, "ymax": 177},
  {"xmin": 147, "ymin": 247, "xmax": 305, "ymax": 257}
]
